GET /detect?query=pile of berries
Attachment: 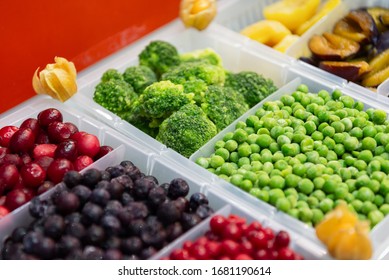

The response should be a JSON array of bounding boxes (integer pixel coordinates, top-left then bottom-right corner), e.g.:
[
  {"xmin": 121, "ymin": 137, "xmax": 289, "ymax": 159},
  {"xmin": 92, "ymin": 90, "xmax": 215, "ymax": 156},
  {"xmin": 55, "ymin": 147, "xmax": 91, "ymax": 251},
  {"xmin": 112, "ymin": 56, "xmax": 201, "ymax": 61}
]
[
  {"xmin": 0, "ymin": 108, "xmax": 113, "ymax": 217},
  {"xmin": 166, "ymin": 214, "xmax": 304, "ymax": 260},
  {"xmin": 1, "ymin": 161, "xmax": 214, "ymax": 260}
]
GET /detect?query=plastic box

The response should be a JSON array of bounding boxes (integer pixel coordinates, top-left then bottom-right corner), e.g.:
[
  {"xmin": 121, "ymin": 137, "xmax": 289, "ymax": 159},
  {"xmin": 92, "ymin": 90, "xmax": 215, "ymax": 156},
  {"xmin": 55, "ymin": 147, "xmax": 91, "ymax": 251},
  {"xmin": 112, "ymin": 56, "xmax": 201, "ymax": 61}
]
[
  {"xmin": 214, "ymin": 0, "xmax": 389, "ymax": 104},
  {"xmin": 0, "ymin": 119, "xmax": 325, "ymax": 259}
]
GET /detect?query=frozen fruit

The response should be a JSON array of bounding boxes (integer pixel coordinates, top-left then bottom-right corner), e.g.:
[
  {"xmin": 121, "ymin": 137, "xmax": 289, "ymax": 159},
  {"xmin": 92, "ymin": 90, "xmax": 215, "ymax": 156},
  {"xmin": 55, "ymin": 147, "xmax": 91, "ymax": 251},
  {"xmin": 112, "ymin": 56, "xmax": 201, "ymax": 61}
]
[
  {"xmin": 9, "ymin": 127, "xmax": 36, "ymax": 153},
  {"xmin": 73, "ymin": 132, "xmax": 101, "ymax": 158},
  {"xmin": 319, "ymin": 60, "xmax": 370, "ymax": 82},
  {"xmin": 0, "ymin": 125, "xmax": 19, "ymax": 147},
  {"xmin": 189, "ymin": 192, "xmax": 209, "ymax": 211},
  {"xmin": 47, "ymin": 158, "xmax": 74, "ymax": 184},
  {"xmin": 0, "ymin": 205, "xmax": 9, "ymax": 218},
  {"xmin": 37, "ymin": 108, "xmax": 63, "ymax": 127},
  {"xmin": 62, "ymin": 170, "xmax": 82, "ymax": 188},
  {"xmin": 94, "ymin": 145, "xmax": 114, "ymax": 161},
  {"xmin": 56, "ymin": 192, "xmax": 80, "ymax": 215},
  {"xmin": 32, "ymin": 144, "xmax": 57, "ymax": 158},
  {"xmin": 0, "ymin": 164, "xmax": 20, "ymax": 193},
  {"xmin": 273, "ymin": 34, "xmax": 300, "ymax": 53},
  {"xmin": 367, "ymin": 7, "xmax": 389, "ymax": 33},
  {"xmin": 263, "ymin": 0, "xmax": 320, "ymax": 32},
  {"xmin": 20, "ymin": 118, "xmax": 40, "ymax": 136},
  {"xmin": 362, "ymin": 48, "xmax": 389, "ymax": 87},
  {"xmin": 54, "ymin": 140, "xmax": 78, "ymax": 161},
  {"xmin": 241, "ymin": 20, "xmax": 291, "ymax": 47},
  {"xmin": 134, "ymin": 177, "xmax": 157, "ymax": 200},
  {"xmin": 37, "ymin": 181, "xmax": 55, "ymax": 195},
  {"xmin": 71, "ymin": 184, "xmax": 92, "ymax": 205},
  {"xmin": 4, "ymin": 189, "xmax": 30, "ymax": 211},
  {"xmin": 33, "ymin": 156, "xmax": 54, "ymax": 172},
  {"xmin": 81, "ymin": 168, "xmax": 102, "ymax": 187},
  {"xmin": 20, "ymin": 162, "xmax": 46, "ymax": 189},
  {"xmin": 44, "ymin": 214, "xmax": 65, "ymax": 239},
  {"xmin": 90, "ymin": 188, "xmax": 111, "ymax": 206},
  {"xmin": 168, "ymin": 178, "xmax": 190, "ymax": 199},
  {"xmin": 47, "ymin": 121, "xmax": 72, "ymax": 143},
  {"xmin": 309, "ymin": 32, "xmax": 360, "ymax": 61},
  {"xmin": 157, "ymin": 201, "xmax": 181, "ymax": 225}
]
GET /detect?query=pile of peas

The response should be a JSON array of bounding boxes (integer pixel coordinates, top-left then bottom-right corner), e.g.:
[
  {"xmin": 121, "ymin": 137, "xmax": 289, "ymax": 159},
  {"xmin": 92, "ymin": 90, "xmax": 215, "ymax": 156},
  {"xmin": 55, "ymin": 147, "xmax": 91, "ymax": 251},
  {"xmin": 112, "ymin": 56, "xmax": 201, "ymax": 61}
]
[{"xmin": 195, "ymin": 84, "xmax": 389, "ymax": 228}]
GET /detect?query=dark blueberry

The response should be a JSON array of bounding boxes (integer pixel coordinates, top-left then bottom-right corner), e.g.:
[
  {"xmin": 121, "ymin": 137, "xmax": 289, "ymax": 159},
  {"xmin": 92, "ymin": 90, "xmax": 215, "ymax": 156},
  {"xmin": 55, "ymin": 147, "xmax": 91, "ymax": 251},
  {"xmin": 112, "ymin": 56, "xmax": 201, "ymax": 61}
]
[
  {"xmin": 181, "ymin": 213, "xmax": 202, "ymax": 231},
  {"xmin": 166, "ymin": 222, "xmax": 183, "ymax": 242},
  {"xmin": 65, "ymin": 249, "xmax": 83, "ymax": 260},
  {"xmin": 140, "ymin": 225, "xmax": 167, "ymax": 249},
  {"xmin": 81, "ymin": 168, "xmax": 102, "ymax": 188},
  {"xmin": 111, "ymin": 174, "xmax": 133, "ymax": 190},
  {"xmin": 173, "ymin": 197, "xmax": 189, "ymax": 212},
  {"xmin": 139, "ymin": 246, "xmax": 157, "ymax": 260},
  {"xmin": 118, "ymin": 202, "xmax": 148, "ymax": 225},
  {"xmin": 101, "ymin": 170, "xmax": 111, "ymax": 181},
  {"xmin": 104, "ymin": 200, "xmax": 123, "ymax": 216},
  {"xmin": 23, "ymin": 231, "xmax": 43, "ymax": 255},
  {"xmin": 90, "ymin": 188, "xmax": 111, "ymax": 206},
  {"xmin": 157, "ymin": 201, "xmax": 181, "ymax": 225},
  {"xmin": 56, "ymin": 235, "xmax": 81, "ymax": 257},
  {"xmin": 121, "ymin": 192, "xmax": 135, "ymax": 206},
  {"xmin": 82, "ymin": 202, "xmax": 104, "ymax": 224},
  {"xmin": 63, "ymin": 170, "xmax": 82, "ymax": 188},
  {"xmin": 65, "ymin": 222, "xmax": 86, "ymax": 239},
  {"xmin": 189, "ymin": 192, "xmax": 209, "ymax": 211},
  {"xmin": 44, "ymin": 214, "xmax": 65, "ymax": 239},
  {"xmin": 29, "ymin": 197, "xmax": 50, "ymax": 219},
  {"xmin": 85, "ymin": 224, "xmax": 106, "ymax": 245},
  {"xmin": 11, "ymin": 227, "xmax": 28, "ymax": 243},
  {"xmin": 82, "ymin": 246, "xmax": 104, "ymax": 260},
  {"xmin": 134, "ymin": 177, "xmax": 157, "ymax": 200},
  {"xmin": 106, "ymin": 165, "xmax": 125, "ymax": 178},
  {"xmin": 95, "ymin": 180, "xmax": 111, "ymax": 190},
  {"xmin": 145, "ymin": 215, "xmax": 163, "ymax": 230},
  {"xmin": 195, "ymin": 204, "xmax": 214, "ymax": 219},
  {"xmin": 103, "ymin": 236, "xmax": 122, "ymax": 250},
  {"xmin": 147, "ymin": 186, "xmax": 167, "ymax": 208},
  {"xmin": 120, "ymin": 160, "xmax": 135, "ymax": 168},
  {"xmin": 103, "ymin": 249, "xmax": 123, "ymax": 260},
  {"xmin": 100, "ymin": 215, "xmax": 121, "ymax": 235},
  {"xmin": 143, "ymin": 175, "xmax": 158, "ymax": 185},
  {"xmin": 123, "ymin": 254, "xmax": 139, "ymax": 260},
  {"xmin": 107, "ymin": 180, "xmax": 125, "ymax": 199},
  {"xmin": 28, "ymin": 219, "xmax": 45, "ymax": 234},
  {"xmin": 128, "ymin": 219, "xmax": 147, "ymax": 236},
  {"xmin": 159, "ymin": 183, "xmax": 170, "ymax": 194},
  {"xmin": 56, "ymin": 192, "xmax": 80, "ymax": 215},
  {"xmin": 1, "ymin": 239, "xmax": 18, "ymax": 259},
  {"xmin": 50, "ymin": 187, "xmax": 66, "ymax": 205},
  {"xmin": 124, "ymin": 165, "xmax": 142, "ymax": 181},
  {"xmin": 71, "ymin": 184, "xmax": 92, "ymax": 204},
  {"xmin": 35, "ymin": 237, "xmax": 56, "ymax": 259},
  {"xmin": 64, "ymin": 212, "xmax": 83, "ymax": 224},
  {"xmin": 37, "ymin": 181, "xmax": 55, "ymax": 195},
  {"xmin": 168, "ymin": 178, "xmax": 189, "ymax": 199},
  {"xmin": 19, "ymin": 253, "xmax": 39, "ymax": 260},
  {"xmin": 121, "ymin": 236, "xmax": 143, "ymax": 254}
]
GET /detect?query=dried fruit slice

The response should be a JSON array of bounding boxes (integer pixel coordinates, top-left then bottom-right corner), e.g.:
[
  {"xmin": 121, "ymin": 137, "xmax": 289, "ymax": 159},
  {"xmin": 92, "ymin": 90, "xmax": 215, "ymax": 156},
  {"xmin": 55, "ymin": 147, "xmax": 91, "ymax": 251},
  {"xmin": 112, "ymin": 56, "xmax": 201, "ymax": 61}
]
[
  {"xmin": 333, "ymin": 18, "xmax": 368, "ymax": 43},
  {"xmin": 240, "ymin": 20, "xmax": 291, "ymax": 47},
  {"xmin": 362, "ymin": 48, "xmax": 389, "ymax": 87},
  {"xmin": 345, "ymin": 10, "xmax": 379, "ymax": 45},
  {"xmin": 273, "ymin": 34, "xmax": 300, "ymax": 53},
  {"xmin": 362, "ymin": 66, "xmax": 389, "ymax": 87},
  {"xmin": 263, "ymin": 0, "xmax": 320, "ymax": 32},
  {"xmin": 296, "ymin": 0, "xmax": 341, "ymax": 35},
  {"xmin": 309, "ymin": 32, "xmax": 360, "ymax": 60},
  {"xmin": 367, "ymin": 7, "xmax": 389, "ymax": 33},
  {"xmin": 319, "ymin": 60, "xmax": 370, "ymax": 82}
]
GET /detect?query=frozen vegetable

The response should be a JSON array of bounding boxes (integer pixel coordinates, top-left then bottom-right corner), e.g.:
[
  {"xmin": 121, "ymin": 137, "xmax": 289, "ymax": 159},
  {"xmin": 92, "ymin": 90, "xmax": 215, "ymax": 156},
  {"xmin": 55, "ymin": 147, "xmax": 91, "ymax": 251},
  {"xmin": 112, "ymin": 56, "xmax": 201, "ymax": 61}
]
[
  {"xmin": 93, "ymin": 78, "xmax": 138, "ymax": 118},
  {"xmin": 225, "ymin": 71, "xmax": 277, "ymax": 107},
  {"xmin": 157, "ymin": 104, "xmax": 217, "ymax": 158},
  {"xmin": 122, "ymin": 65, "xmax": 157, "ymax": 94},
  {"xmin": 180, "ymin": 48, "xmax": 222, "ymax": 66},
  {"xmin": 138, "ymin": 40, "xmax": 181, "ymax": 77},
  {"xmin": 1, "ymin": 163, "xmax": 215, "ymax": 260},
  {"xmin": 100, "ymin": 69, "xmax": 123, "ymax": 83},
  {"xmin": 201, "ymin": 85, "xmax": 249, "ymax": 131},
  {"xmin": 194, "ymin": 84, "xmax": 389, "ymax": 228}
]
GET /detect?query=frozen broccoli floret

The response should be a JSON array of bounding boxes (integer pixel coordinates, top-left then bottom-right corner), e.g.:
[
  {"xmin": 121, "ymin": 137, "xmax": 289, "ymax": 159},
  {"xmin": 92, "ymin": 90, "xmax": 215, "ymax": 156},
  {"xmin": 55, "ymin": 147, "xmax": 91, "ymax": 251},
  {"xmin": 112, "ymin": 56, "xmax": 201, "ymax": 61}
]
[
  {"xmin": 93, "ymin": 79, "xmax": 137, "ymax": 116},
  {"xmin": 161, "ymin": 61, "xmax": 226, "ymax": 86},
  {"xmin": 100, "ymin": 69, "xmax": 124, "ymax": 83},
  {"xmin": 138, "ymin": 40, "xmax": 181, "ymax": 77},
  {"xmin": 180, "ymin": 48, "xmax": 223, "ymax": 67},
  {"xmin": 201, "ymin": 85, "xmax": 249, "ymax": 131},
  {"xmin": 156, "ymin": 104, "xmax": 217, "ymax": 158},
  {"xmin": 225, "ymin": 71, "xmax": 277, "ymax": 107},
  {"xmin": 137, "ymin": 81, "xmax": 193, "ymax": 119},
  {"xmin": 182, "ymin": 79, "xmax": 208, "ymax": 104},
  {"xmin": 123, "ymin": 65, "xmax": 157, "ymax": 94},
  {"xmin": 122, "ymin": 102, "xmax": 159, "ymax": 138}
]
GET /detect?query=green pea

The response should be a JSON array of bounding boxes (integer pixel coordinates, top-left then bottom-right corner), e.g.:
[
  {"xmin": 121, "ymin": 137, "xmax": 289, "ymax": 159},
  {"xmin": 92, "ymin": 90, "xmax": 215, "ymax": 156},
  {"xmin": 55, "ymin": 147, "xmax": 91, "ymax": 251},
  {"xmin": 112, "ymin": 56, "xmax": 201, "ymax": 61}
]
[
  {"xmin": 224, "ymin": 139, "xmax": 238, "ymax": 152},
  {"xmin": 238, "ymin": 144, "xmax": 252, "ymax": 158},
  {"xmin": 344, "ymin": 136, "xmax": 360, "ymax": 152},
  {"xmin": 323, "ymin": 179, "xmax": 337, "ymax": 194},
  {"xmin": 249, "ymin": 153, "xmax": 261, "ymax": 163},
  {"xmin": 361, "ymin": 137, "xmax": 377, "ymax": 151},
  {"xmin": 215, "ymin": 148, "xmax": 230, "ymax": 161},
  {"xmin": 323, "ymin": 137, "xmax": 336, "ymax": 150},
  {"xmin": 257, "ymin": 128, "xmax": 270, "ymax": 135},
  {"xmin": 195, "ymin": 157, "xmax": 209, "ymax": 169},
  {"xmin": 293, "ymin": 163, "xmax": 307, "ymax": 177},
  {"xmin": 262, "ymin": 161, "xmax": 274, "ymax": 174},
  {"xmin": 371, "ymin": 171, "xmax": 386, "ymax": 183},
  {"xmin": 319, "ymin": 198, "xmax": 334, "ymax": 213},
  {"xmin": 368, "ymin": 210, "xmax": 384, "ymax": 227},
  {"xmin": 269, "ymin": 175, "xmax": 285, "ymax": 189},
  {"xmin": 233, "ymin": 128, "xmax": 248, "ymax": 143},
  {"xmin": 296, "ymin": 200, "xmax": 309, "ymax": 209},
  {"xmin": 276, "ymin": 197, "xmax": 291, "ymax": 212},
  {"xmin": 210, "ymin": 155, "xmax": 225, "ymax": 168},
  {"xmin": 357, "ymin": 187, "xmax": 375, "ymax": 202},
  {"xmin": 334, "ymin": 185, "xmax": 349, "ymax": 200},
  {"xmin": 354, "ymin": 159, "xmax": 367, "ymax": 171},
  {"xmin": 307, "ymin": 196, "xmax": 319, "ymax": 208},
  {"xmin": 312, "ymin": 209, "xmax": 324, "ymax": 225},
  {"xmin": 311, "ymin": 131, "xmax": 324, "ymax": 141},
  {"xmin": 284, "ymin": 188, "xmax": 298, "ymax": 198},
  {"xmin": 240, "ymin": 179, "xmax": 253, "ymax": 192},
  {"xmin": 380, "ymin": 204, "xmax": 389, "ymax": 215},
  {"xmin": 256, "ymin": 134, "xmax": 273, "ymax": 148},
  {"xmin": 269, "ymin": 189, "xmax": 285, "ymax": 205},
  {"xmin": 372, "ymin": 109, "xmax": 387, "ymax": 125},
  {"xmin": 244, "ymin": 127, "xmax": 255, "ymax": 135},
  {"xmin": 322, "ymin": 125, "xmax": 335, "ymax": 138},
  {"xmin": 298, "ymin": 208, "xmax": 313, "ymax": 223},
  {"xmin": 374, "ymin": 194, "xmax": 385, "ymax": 207},
  {"xmin": 230, "ymin": 174, "xmax": 244, "ymax": 187},
  {"xmin": 296, "ymin": 154, "xmax": 307, "ymax": 163},
  {"xmin": 297, "ymin": 178, "xmax": 314, "ymax": 195}
]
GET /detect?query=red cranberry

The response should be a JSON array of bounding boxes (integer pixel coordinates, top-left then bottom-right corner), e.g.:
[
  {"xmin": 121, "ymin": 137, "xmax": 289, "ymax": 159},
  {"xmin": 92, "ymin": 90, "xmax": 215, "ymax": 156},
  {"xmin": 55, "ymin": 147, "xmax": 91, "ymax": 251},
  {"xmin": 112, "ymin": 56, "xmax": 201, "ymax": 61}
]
[
  {"xmin": 4, "ymin": 189, "xmax": 30, "ymax": 211},
  {"xmin": 262, "ymin": 227, "xmax": 275, "ymax": 240},
  {"xmin": 0, "ymin": 195, "xmax": 6, "ymax": 205},
  {"xmin": 0, "ymin": 164, "xmax": 20, "ymax": 193},
  {"xmin": 210, "ymin": 215, "xmax": 227, "ymax": 235},
  {"xmin": 246, "ymin": 221, "xmax": 263, "ymax": 233},
  {"xmin": 0, "ymin": 147, "xmax": 9, "ymax": 158},
  {"xmin": 74, "ymin": 132, "xmax": 101, "ymax": 158},
  {"xmin": 190, "ymin": 244, "xmax": 209, "ymax": 260},
  {"xmin": 64, "ymin": 122, "xmax": 79, "ymax": 135},
  {"xmin": 37, "ymin": 108, "xmax": 63, "ymax": 127},
  {"xmin": 47, "ymin": 122, "xmax": 72, "ymax": 143},
  {"xmin": 20, "ymin": 153, "xmax": 32, "ymax": 165},
  {"xmin": 183, "ymin": 240, "xmax": 193, "ymax": 251},
  {"xmin": 1, "ymin": 154, "xmax": 22, "ymax": 167},
  {"xmin": 277, "ymin": 247, "xmax": 296, "ymax": 260},
  {"xmin": 73, "ymin": 155, "xmax": 94, "ymax": 171},
  {"xmin": 235, "ymin": 253, "xmax": 253, "ymax": 260},
  {"xmin": 275, "ymin": 230, "xmax": 290, "ymax": 248},
  {"xmin": 0, "ymin": 205, "xmax": 9, "ymax": 218},
  {"xmin": 255, "ymin": 248, "xmax": 271, "ymax": 260},
  {"xmin": 47, "ymin": 158, "xmax": 74, "ymax": 184},
  {"xmin": 9, "ymin": 127, "xmax": 35, "ymax": 153},
  {"xmin": 0, "ymin": 125, "xmax": 19, "ymax": 147},
  {"xmin": 247, "ymin": 230, "xmax": 268, "ymax": 249},
  {"xmin": 35, "ymin": 130, "xmax": 50, "ymax": 144},
  {"xmin": 222, "ymin": 222, "xmax": 242, "ymax": 241},
  {"xmin": 20, "ymin": 162, "xmax": 46, "ymax": 189},
  {"xmin": 37, "ymin": 181, "xmax": 55, "ymax": 195},
  {"xmin": 221, "ymin": 239, "xmax": 241, "ymax": 258},
  {"xmin": 33, "ymin": 156, "xmax": 54, "ymax": 171},
  {"xmin": 32, "ymin": 144, "xmax": 57, "ymax": 158},
  {"xmin": 20, "ymin": 118, "xmax": 40, "ymax": 136},
  {"xmin": 54, "ymin": 140, "xmax": 78, "ymax": 161},
  {"xmin": 204, "ymin": 241, "xmax": 222, "ymax": 258},
  {"xmin": 170, "ymin": 249, "xmax": 190, "ymax": 260},
  {"xmin": 240, "ymin": 239, "xmax": 255, "ymax": 256},
  {"xmin": 94, "ymin": 145, "xmax": 114, "ymax": 161}
]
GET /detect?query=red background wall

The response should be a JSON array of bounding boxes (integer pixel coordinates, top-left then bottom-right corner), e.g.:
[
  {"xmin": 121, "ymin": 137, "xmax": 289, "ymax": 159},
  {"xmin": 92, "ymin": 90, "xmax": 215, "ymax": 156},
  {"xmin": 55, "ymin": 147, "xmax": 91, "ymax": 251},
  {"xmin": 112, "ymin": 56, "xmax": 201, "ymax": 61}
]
[{"xmin": 0, "ymin": 0, "xmax": 180, "ymax": 113}]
